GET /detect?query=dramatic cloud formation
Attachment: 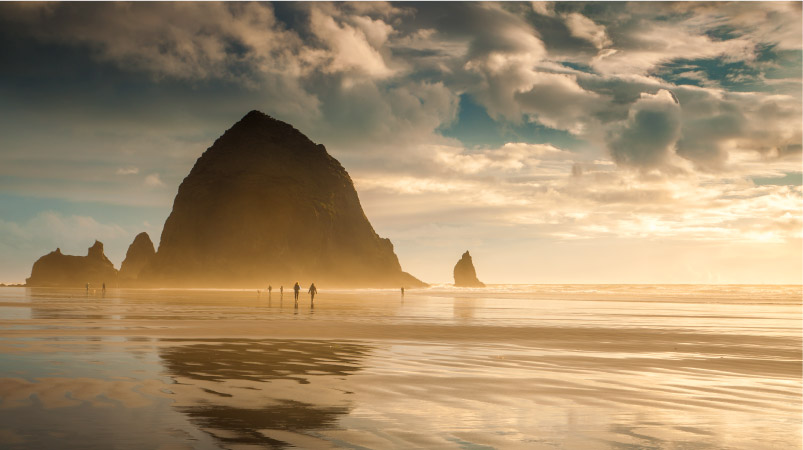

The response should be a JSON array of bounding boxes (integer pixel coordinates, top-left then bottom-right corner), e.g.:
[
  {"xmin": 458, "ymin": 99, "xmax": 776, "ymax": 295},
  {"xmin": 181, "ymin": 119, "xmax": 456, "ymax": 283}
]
[{"xmin": 0, "ymin": 2, "xmax": 800, "ymax": 283}]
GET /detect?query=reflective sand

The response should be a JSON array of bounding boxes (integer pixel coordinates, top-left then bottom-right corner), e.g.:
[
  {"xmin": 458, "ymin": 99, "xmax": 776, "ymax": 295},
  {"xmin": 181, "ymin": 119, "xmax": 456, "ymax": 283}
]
[{"xmin": 0, "ymin": 285, "xmax": 799, "ymax": 449}]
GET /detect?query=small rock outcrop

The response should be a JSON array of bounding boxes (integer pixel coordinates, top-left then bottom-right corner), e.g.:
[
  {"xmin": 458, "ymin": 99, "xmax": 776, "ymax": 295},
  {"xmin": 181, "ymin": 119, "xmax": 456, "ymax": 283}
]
[
  {"xmin": 453, "ymin": 251, "xmax": 485, "ymax": 287},
  {"xmin": 119, "ymin": 232, "xmax": 156, "ymax": 283},
  {"xmin": 139, "ymin": 110, "xmax": 426, "ymax": 288},
  {"xmin": 26, "ymin": 241, "xmax": 118, "ymax": 287}
]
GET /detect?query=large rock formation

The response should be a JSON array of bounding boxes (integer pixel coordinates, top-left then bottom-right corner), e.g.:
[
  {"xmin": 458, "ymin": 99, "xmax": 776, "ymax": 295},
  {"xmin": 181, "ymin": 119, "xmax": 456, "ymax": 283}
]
[
  {"xmin": 26, "ymin": 241, "xmax": 118, "ymax": 287},
  {"xmin": 453, "ymin": 251, "xmax": 485, "ymax": 287},
  {"xmin": 139, "ymin": 110, "xmax": 425, "ymax": 288},
  {"xmin": 119, "ymin": 232, "xmax": 156, "ymax": 283}
]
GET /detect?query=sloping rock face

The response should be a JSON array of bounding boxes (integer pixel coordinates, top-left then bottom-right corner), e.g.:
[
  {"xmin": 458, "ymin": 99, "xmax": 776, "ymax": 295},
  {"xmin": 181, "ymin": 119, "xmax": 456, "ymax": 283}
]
[
  {"xmin": 453, "ymin": 251, "xmax": 485, "ymax": 287},
  {"xmin": 26, "ymin": 241, "xmax": 118, "ymax": 287},
  {"xmin": 119, "ymin": 232, "xmax": 156, "ymax": 283},
  {"xmin": 140, "ymin": 110, "xmax": 425, "ymax": 288}
]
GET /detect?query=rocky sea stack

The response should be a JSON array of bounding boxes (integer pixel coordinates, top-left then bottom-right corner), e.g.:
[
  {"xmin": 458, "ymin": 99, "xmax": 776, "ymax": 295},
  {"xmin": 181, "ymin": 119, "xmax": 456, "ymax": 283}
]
[
  {"xmin": 453, "ymin": 251, "xmax": 485, "ymax": 287},
  {"xmin": 138, "ymin": 110, "xmax": 425, "ymax": 288},
  {"xmin": 26, "ymin": 241, "xmax": 118, "ymax": 287},
  {"xmin": 119, "ymin": 232, "xmax": 156, "ymax": 283}
]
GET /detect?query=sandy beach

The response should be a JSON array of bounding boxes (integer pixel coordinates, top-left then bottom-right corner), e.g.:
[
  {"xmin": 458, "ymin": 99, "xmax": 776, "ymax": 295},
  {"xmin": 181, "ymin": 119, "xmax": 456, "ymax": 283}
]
[{"xmin": 0, "ymin": 285, "xmax": 799, "ymax": 449}]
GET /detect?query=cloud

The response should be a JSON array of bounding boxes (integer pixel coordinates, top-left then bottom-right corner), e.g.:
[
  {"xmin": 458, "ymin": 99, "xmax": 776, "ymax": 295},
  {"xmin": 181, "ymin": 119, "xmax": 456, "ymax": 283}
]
[
  {"xmin": 530, "ymin": 2, "xmax": 556, "ymax": 17},
  {"xmin": 116, "ymin": 167, "xmax": 139, "ymax": 175},
  {"xmin": 144, "ymin": 173, "xmax": 165, "ymax": 187},
  {"xmin": 459, "ymin": 4, "xmax": 548, "ymax": 121},
  {"xmin": 513, "ymin": 72, "xmax": 604, "ymax": 134},
  {"xmin": 311, "ymin": 80, "xmax": 459, "ymax": 163},
  {"xmin": 430, "ymin": 142, "xmax": 575, "ymax": 175},
  {"xmin": 606, "ymin": 90, "xmax": 682, "ymax": 170},
  {"xmin": 3, "ymin": 3, "xmax": 297, "ymax": 81},
  {"xmin": 562, "ymin": 12, "xmax": 611, "ymax": 50},
  {"xmin": 307, "ymin": 4, "xmax": 395, "ymax": 79},
  {"xmin": 358, "ymin": 147, "xmax": 801, "ymax": 252},
  {"xmin": 672, "ymin": 85, "xmax": 802, "ymax": 172}
]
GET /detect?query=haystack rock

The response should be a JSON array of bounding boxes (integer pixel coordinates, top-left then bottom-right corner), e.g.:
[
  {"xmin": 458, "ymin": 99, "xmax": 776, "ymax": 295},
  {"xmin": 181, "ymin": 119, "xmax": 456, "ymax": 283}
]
[
  {"xmin": 119, "ymin": 232, "xmax": 156, "ymax": 282},
  {"xmin": 139, "ymin": 110, "xmax": 426, "ymax": 288},
  {"xmin": 26, "ymin": 241, "xmax": 118, "ymax": 287},
  {"xmin": 453, "ymin": 251, "xmax": 485, "ymax": 287}
]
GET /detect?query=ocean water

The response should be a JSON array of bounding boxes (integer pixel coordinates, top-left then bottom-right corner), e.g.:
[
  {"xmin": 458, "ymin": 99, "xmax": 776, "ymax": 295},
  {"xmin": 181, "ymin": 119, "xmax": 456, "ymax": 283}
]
[{"xmin": 0, "ymin": 285, "xmax": 798, "ymax": 449}]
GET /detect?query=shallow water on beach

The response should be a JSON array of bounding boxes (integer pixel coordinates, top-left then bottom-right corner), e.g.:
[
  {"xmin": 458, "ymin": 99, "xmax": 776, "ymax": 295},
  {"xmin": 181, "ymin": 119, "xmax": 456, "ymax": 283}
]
[{"xmin": 0, "ymin": 285, "xmax": 799, "ymax": 449}]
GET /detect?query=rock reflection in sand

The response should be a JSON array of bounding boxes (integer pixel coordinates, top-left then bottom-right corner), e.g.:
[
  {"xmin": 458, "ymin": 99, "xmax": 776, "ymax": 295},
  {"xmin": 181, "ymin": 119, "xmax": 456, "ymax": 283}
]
[
  {"xmin": 0, "ymin": 286, "xmax": 799, "ymax": 449},
  {"xmin": 159, "ymin": 339, "xmax": 369, "ymax": 448}
]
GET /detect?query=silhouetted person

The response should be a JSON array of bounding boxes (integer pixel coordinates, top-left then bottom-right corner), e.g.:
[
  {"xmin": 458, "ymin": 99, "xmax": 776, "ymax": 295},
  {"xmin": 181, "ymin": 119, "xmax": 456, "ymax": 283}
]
[
  {"xmin": 309, "ymin": 283, "xmax": 317, "ymax": 303},
  {"xmin": 401, "ymin": 287, "xmax": 404, "ymax": 297},
  {"xmin": 268, "ymin": 285, "xmax": 272, "ymax": 295},
  {"xmin": 102, "ymin": 282, "xmax": 106, "ymax": 293},
  {"xmin": 280, "ymin": 286, "xmax": 283, "ymax": 298},
  {"xmin": 293, "ymin": 282, "xmax": 300, "ymax": 301}
]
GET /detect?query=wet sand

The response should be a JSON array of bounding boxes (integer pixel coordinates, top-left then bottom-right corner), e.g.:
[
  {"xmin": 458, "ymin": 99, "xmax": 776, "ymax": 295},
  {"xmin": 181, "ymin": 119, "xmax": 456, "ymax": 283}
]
[{"xmin": 0, "ymin": 285, "xmax": 799, "ymax": 449}]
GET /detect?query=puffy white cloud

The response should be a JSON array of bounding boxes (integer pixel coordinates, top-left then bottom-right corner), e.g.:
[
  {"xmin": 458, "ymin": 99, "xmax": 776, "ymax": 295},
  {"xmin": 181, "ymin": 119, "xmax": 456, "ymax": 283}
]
[
  {"xmin": 563, "ymin": 12, "xmax": 611, "ymax": 50},
  {"xmin": 307, "ymin": 4, "xmax": 395, "ymax": 79},
  {"xmin": 514, "ymin": 72, "xmax": 605, "ymax": 134}
]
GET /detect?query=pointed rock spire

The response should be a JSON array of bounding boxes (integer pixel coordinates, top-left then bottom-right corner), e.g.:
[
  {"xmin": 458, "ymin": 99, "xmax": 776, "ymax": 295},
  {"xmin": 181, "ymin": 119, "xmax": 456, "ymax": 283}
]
[{"xmin": 453, "ymin": 250, "xmax": 485, "ymax": 287}]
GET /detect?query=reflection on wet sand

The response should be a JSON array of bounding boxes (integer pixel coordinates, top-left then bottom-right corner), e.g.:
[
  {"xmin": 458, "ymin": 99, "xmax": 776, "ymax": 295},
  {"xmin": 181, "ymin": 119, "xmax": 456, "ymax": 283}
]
[
  {"xmin": 159, "ymin": 339, "xmax": 370, "ymax": 448},
  {"xmin": 0, "ymin": 286, "xmax": 799, "ymax": 449}
]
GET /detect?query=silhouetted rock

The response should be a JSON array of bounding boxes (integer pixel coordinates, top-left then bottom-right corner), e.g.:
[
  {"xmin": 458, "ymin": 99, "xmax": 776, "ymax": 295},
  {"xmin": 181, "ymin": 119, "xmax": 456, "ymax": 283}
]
[
  {"xmin": 119, "ymin": 232, "xmax": 156, "ymax": 283},
  {"xmin": 26, "ymin": 241, "xmax": 118, "ymax": 287},
  {"xmin": 139, "ymin": 110, "xmax": 426, "ymax": 288},
  {"xmin": 453, "ymin": 251, "xmax": 485, "ymax": 287}
]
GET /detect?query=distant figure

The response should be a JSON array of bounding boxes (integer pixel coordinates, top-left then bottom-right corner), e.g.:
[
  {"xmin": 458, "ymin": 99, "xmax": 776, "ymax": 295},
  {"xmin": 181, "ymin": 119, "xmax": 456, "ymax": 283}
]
[
  {"xmin": 309, "ymin": 283, "xmax": 317, "ymax": 303},
  {"xmin": 102, "ymin": 282, "xmax": 106, "ymax": 293},
  {"xmin": 401, "ymin": 287, "xmax": 405, "ymax": 297},
  {"xmin": 280, "ymin": 286, "xmax": 284, "ymax": 298},
  {"xmin": 268, "ymin": 285, "xmax": 272, "ymax": 295},
  {"xmin": 293, "ymin": 282, "xmax": 300, "ymax": 301}
]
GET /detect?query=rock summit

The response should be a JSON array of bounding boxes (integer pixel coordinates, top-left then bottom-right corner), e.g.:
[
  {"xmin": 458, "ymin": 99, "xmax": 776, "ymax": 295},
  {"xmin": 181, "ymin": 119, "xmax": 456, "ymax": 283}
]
[{"xmin": 138, "ymin": 110, "xmax": 425, "ymax": 288}]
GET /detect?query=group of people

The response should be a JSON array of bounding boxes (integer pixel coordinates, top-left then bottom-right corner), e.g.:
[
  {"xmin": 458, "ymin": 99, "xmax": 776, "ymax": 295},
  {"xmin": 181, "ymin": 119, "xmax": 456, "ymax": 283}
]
[
  {"xmin": 85, "ymin": 282, "xmax": 107, "ymax": 294},
  {"xmin": 265, "ymin": 282, "xmax": 317, "ymax": 303}
]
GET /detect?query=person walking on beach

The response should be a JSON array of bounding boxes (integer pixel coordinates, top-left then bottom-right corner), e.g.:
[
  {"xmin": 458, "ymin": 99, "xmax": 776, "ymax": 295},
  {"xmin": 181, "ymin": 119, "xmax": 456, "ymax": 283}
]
[
  {"xmin": 102, "ymin": 282, "xmax": 106, "ymax": 293},
  {"xmin": 293, "ymin": 282, "xmax": 300, "ymax": 301},
  {"xmin": 280, "ymin": 286, "xmax": 283, "ymax": 298},
  {"xmin": 401, "ymin": 287, "xmax": 404, "ymax": 297},
  {"xmin": 309, "ymin": 283, "xmax": 317, "ymax": 304}
]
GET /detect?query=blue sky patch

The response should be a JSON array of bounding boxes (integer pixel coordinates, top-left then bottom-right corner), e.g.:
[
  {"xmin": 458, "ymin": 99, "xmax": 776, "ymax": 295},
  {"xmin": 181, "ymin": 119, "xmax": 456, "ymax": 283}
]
[{"xmin": 439, "ymin": 94, "xmax": 585, "ymax": 150}]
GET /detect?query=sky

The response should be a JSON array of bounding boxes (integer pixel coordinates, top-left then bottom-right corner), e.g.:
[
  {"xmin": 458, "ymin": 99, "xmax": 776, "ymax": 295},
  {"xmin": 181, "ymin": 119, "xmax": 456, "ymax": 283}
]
[{"xmin": 0, "ymin": 1, "xmax": 801, "ymax": 284}]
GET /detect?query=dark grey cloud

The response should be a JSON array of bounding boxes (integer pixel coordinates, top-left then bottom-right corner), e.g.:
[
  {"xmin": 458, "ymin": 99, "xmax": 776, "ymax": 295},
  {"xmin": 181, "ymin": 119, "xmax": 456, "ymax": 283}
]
[{"xmin": 607, "ymin": 90, "xmax": 682, "ymax": 169}]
